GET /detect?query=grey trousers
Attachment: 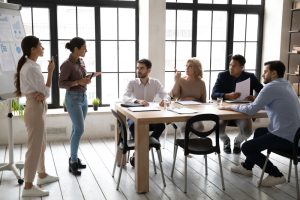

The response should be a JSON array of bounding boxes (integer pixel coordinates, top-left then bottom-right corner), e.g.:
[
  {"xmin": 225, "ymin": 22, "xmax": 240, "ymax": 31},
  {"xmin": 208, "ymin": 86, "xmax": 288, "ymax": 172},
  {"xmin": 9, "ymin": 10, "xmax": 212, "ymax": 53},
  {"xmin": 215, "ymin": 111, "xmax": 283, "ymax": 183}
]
[{"xmin": 219, "ymin": 119, "xmax": 252, "ymax": 147}]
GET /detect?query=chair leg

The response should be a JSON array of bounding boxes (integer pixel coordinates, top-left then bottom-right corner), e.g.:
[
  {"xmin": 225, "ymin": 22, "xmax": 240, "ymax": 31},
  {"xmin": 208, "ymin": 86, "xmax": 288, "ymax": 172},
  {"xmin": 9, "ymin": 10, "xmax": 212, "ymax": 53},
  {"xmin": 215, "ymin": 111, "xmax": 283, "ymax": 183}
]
[
  {"xmin": 116, "ymin": 154, "xmax": 125, "ymax": 190},
  {"xmin": 163, "ymin": 123, "xmax": 168, "ymax": 149},
  {"xmin": 112, "ymin": 153, "xmax": 118, "ymax": 177},
  {"xmin": 173, "ymin": 129, "xmax": 177, "ymax": 160},
  {"xmin": 288, "ymin": 159, "xmax": 292, "ymax": 182},
  {"xmin": 204, "ymin": 155, "xmax": 208, "ymax": 175},
  {"xmin": 157, "ymin": 149, "xmax": 166, "ymax": 187},
  {"xmin": 171, "ymin": 145, "xmax": 178, "ymax": 177},
  {"xmin": 258, "ymin": 153, "xmax": 270, "ymax": 187},
  {"xmin": 218, "ymin": 153, "xmax": 225, "ymax": 190},
  {"xmin": 151, "ymin": 148, "xmax": 157, "ymax": 174},
  {"xmin": 127, "ymin": 151, "xmax": 130, "ymax": 163},
  {"xmin": 184, "ymin": 156, "xmax": 187, "ymax": 193},
  {"xmin": 295, "ymin": 164, "xmax": 299, "ymax": 200}
]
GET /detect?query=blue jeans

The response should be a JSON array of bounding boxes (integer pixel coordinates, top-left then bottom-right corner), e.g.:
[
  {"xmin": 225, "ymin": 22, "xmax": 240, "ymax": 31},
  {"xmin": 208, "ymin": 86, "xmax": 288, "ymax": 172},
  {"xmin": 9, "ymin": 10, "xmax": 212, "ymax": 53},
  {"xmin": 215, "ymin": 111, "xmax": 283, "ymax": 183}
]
[
  {"xmin": 127, "ymin": 119, "xmax": 165, "ymax": 140},
  {"xmin": 65, "ymin": 91, "xmax": 88, "ymax": 162},
  {"xmin": 242, "ymin": 127, "xmax": 293, "ymax": 177}
]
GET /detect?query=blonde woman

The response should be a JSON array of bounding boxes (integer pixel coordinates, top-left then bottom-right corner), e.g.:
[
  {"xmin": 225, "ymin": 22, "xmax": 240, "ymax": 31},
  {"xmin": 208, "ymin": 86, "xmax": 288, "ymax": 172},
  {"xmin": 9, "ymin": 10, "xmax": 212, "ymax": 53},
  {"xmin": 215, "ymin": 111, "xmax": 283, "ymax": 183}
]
[{"xmin": 170, "ymin": 58, "xmax": 206, "ymax": 133}]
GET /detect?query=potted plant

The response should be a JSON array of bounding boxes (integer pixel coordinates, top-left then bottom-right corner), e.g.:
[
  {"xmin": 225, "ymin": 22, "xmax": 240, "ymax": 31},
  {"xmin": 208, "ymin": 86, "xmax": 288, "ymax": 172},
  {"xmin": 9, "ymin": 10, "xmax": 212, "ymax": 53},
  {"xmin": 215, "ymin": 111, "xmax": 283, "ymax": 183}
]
[
  {"xmin": 11, "ymin": 98, "xmax": 24, "ymax": 118},
  {"xmin": 92, "ymin": 97, "xmax": 100, "ymax": 111}
]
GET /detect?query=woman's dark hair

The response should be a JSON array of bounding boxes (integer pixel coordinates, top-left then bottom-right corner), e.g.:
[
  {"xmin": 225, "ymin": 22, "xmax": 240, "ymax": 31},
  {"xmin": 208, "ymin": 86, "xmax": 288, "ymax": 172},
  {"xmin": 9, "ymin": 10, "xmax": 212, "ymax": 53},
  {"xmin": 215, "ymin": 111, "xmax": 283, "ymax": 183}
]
[
  {"xmin": 14, "ymin": 35, "xmax": 40, "ymax": 97},
  {"xmin": 264, "ymin": 60, "xmax": 286, "ymax": 78},
  {"xmin": 65, "ymin": 37, "xmax": 86, "ymax": 52}
]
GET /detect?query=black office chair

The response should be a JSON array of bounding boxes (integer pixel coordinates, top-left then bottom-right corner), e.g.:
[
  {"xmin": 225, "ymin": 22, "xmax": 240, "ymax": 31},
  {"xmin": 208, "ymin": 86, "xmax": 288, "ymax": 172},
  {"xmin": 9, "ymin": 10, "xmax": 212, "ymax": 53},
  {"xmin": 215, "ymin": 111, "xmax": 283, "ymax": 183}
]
[
  {"xmin": 171, "ymin": 114, "xmax": 225, "ymax": 193},
  {"xmin": 111, "ymin": 109, "xmax": 166, "ymax": 190},
  {"xmin": 258, "ymin": 127, "xmax": 300, "ymax": 199}
]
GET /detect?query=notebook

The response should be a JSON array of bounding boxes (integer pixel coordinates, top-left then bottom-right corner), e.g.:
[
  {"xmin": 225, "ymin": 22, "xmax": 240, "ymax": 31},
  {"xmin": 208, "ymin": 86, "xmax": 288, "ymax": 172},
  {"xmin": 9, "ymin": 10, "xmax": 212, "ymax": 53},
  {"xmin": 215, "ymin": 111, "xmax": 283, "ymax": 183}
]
[
  {"xmin": 128, "ymin": 107, "xmax": 161, "ymax": 112},
  {"xmin": 175, "ymin": 100, "xmax": 202, "ymax": 105}
]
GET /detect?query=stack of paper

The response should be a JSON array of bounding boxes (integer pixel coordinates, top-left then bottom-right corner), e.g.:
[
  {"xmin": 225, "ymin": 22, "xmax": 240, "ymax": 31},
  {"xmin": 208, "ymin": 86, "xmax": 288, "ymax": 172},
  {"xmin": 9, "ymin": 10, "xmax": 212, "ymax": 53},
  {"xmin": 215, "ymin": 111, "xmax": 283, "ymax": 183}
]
[
  {"xmin": 128, "ymin": 107, "xmax": 160, "ymax": 112},
  {"xmin": 168, "ymin": 108, "xmax": 198, "ymax": 114},
  {"xmin": 176, "ymin": 101, "xmax": 202, "ymax": 105}
]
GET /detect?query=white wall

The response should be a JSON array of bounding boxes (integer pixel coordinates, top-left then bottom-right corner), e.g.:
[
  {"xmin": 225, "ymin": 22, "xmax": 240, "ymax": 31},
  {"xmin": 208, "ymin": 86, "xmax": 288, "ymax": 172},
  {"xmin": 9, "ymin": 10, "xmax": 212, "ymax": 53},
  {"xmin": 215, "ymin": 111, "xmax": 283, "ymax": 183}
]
[
  {"xmin": 0, "ymin": 107, "xmax": 115, "ymax": 145},
  {"xmin": 262, "ymin": 0, "xmax": 291, "ymax": 66}
]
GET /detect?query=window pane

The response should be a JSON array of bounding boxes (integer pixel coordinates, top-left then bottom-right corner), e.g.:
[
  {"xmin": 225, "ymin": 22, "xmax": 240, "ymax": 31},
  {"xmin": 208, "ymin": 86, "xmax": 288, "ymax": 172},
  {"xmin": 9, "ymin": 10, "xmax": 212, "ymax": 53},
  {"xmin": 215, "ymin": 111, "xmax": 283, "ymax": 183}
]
[
  {"xmin": 233, "ymin": 14, "xmax": 246, "ymax": 41},
  {"xmin": 21, "ymin": 7, "xmax": 32, "ymax": 35},
  {"xmin": 78, "ymin": 7, "xmax": 95, "ymax": 40},
  {"xmin": 32, "ymin": 8, "xmax": 50, "ymax": 39},
  {"xmin": 177, "ymin": 10, "xmax": 192, "ymax": 40},
  {"xmin": 84, "ymin": 41, "xmax": 96, "ymax": 72},
  {"xmin": 101, "ymin": 8, "xmax": 117, "ymax": 40},
  {"xmin": 86, "ymin": 78, "xmax": 97, "ymax": 104},
  {"xmin": 198, "ymin": 0, "xmax": 212, "ymax": 3},
  {"xmin": 165, "ymin": 41, "xmax": 175, "ymax": 71},
  {"xmin": 101, "ymin": 41, "xmax": 118, "ymax": 72},
  {"xmin": 245, "ymin": 42, "xmax": 257, "ymax": 70},
  {"xmin": 166, "ymin": 10, "xmax": 176, "ymax": 40},
  {"xmin": 197, "ymin": 11, "xmax": 212, "ymax": 40},
  {"xmin": 212, "ymin": 11, "xmax": 227, "ymax": 40},
  {"xmin": 247, "ymin": 0, "xmax": 261, "ymax": 5},
  {"xmin": 38, "ymin": 41, "xmax": 51, "ymax": 72},
  {"xmin": 232, "ymin": 0, "xmax": 246, "ymax": 4},
  {"xmin": 58, "ymin": 40, "xmax": 70, "ymax": 69},
  {"xmin": 42, "ymin": 73, "xmax": 52, "ymax": 103},
  {"xmin": 59, "ymin": 89, "xmax": 66, "ymax": 106},
  {"xmin": 233, "ymin": 42, "xmax": 245, "ymax": 56},
  {"xmin": 177, "ymin": 0, "xmax": 193, "ymax": 2},
  {"xmin": 102, "ymin": 73, "xmax": 118, "ymax": 104},
  {"xmin": 176, "ymin": 42, "xmax": 192, "ymax": 71},
  {"xmin": 165, "ymin": 72, "xmax": 175, "ymax": 93},
  {"xmin": 119, "ymin": 73, "xmax": 135, "ymax": 99},
  {"xmin": 246, "ymin": 14, "xmax": 258, "ymax": 41},
  {"xmin": 196, "ymin": 42, "xmax": 211, "ymax": 71},
  {"xmin": 119, "ymin": 41, "xmax": 135, "ymax": 72},
  {"xmin": 211, "ymin": 42, "xmax": 226, "ymax": 70},
  {"xmin": 213, "ymin": 0, "xmax": 228, "ymax": 4},
  {"xmin": 57, "ymin": 6, "xmax": 76, "ymax": 39},
  {"xmin": 119, "ymin": 8, "xmax": 135, "ymax": 40}
]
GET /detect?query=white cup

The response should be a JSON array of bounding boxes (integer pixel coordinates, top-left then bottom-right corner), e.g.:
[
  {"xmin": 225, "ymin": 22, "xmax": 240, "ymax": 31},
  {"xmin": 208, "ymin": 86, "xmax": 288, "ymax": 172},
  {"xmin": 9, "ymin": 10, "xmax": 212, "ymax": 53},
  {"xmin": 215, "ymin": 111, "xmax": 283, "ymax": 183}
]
[
  {"xmin": 217, "ymin": 97, "xmax": 223, "ymax": 107},
  {"xmin": 164, "ymin": 99, "xmax": 170, "ymax": 110}
]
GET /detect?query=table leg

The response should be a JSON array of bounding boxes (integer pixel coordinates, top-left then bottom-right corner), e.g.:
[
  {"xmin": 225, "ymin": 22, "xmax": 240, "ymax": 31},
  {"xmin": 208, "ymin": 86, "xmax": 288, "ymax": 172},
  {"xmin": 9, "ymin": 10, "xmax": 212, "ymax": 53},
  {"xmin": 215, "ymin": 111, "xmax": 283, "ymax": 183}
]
[{"xmin": 135, "ymin": 122, "xmax": 149, "ymax": 193}]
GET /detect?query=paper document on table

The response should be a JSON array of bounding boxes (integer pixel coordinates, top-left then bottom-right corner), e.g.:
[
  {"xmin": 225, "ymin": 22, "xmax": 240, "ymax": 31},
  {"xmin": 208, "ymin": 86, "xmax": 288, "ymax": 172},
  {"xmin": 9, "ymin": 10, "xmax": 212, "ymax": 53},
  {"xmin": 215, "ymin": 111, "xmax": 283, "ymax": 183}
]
[
  {"xmin": 235, "ymin": 78, "xmax": 250, "ymax": 100},
  {"xmin": 168, "ymin": 108, "xmax": 198, "ymax": 114},
  {"xmin": 128, "ymin": 107, "xmax": 160, "ymax": 112},
  {"xmin": 176, "ymin": 100, "xmax": 202, "ymax": 105}
]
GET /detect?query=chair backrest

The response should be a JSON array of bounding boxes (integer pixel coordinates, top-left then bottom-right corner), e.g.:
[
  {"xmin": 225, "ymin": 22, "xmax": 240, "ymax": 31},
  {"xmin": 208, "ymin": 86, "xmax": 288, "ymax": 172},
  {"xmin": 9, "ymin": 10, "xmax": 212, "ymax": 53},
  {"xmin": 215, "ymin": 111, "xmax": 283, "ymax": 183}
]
[
  {"xmin": 185, "ymin": 114, "xmax": 220, "ymax": 152},
  {"xmin": 111, "ymin": 109, "xmax": 128, "ymax": 149}
]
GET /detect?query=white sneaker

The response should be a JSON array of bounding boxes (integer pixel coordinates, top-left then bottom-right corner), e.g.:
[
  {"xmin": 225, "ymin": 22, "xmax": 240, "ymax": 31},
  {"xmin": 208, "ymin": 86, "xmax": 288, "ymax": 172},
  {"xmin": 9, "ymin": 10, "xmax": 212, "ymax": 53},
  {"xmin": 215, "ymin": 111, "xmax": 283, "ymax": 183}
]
[
  {"xmin": 258, "ymin": 175, "xmax": 286, "ymax": 187},
  {"xmin": 37, "ymin": 174, "xmax": 59, "ymax": 185},
  {"xmin": 22, "ymin": 185, "xmax": 49, "ymax": 197},
  {"xmin": 231, "ymin": 164, "xmax": 253, "ymax": 177}
]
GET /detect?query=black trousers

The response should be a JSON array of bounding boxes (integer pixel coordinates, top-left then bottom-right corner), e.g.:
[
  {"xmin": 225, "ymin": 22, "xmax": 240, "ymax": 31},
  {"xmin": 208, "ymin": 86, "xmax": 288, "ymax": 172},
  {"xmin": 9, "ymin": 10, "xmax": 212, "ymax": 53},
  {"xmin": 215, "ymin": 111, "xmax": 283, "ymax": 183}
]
[{"xmin": 127, "ymin": 119, "xmax": 165, "ymax": 140}]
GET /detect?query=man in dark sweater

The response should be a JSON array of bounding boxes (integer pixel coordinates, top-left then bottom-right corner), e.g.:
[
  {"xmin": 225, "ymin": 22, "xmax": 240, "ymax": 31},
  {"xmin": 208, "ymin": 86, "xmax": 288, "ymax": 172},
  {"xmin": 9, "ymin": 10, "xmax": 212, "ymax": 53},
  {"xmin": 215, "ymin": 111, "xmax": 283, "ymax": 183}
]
[{"xmin": 211, "ymin": 54, "xmax": 263, "ymax": 154}]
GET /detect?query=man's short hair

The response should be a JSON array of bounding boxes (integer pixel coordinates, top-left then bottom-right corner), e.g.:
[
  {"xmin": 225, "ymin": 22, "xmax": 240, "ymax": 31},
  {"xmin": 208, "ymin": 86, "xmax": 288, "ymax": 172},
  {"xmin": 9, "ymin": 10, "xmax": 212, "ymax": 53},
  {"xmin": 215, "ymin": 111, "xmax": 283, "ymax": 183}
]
[
  {"xmin": 231, "ymin": 54, "xmax": 246, "ymax": 66},
  {"xmin": 264, "ymin": 60, "xmax": 285, "ymax": 78},
  {"xmin": 137, "ymin": 59, "xmax": 152, "ymax": 69}
]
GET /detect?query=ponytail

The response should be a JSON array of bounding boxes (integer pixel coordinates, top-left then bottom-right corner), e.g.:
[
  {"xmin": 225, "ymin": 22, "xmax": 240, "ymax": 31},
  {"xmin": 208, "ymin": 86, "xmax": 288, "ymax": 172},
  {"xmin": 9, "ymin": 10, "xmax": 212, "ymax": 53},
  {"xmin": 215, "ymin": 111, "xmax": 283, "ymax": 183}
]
[
  {"xmin": 14, "ymin": 35, "xmax": 40, "ymax": 97},
  {"xmin": 14, "ymin": 54, "xmax": 26, "ymax": 97}
]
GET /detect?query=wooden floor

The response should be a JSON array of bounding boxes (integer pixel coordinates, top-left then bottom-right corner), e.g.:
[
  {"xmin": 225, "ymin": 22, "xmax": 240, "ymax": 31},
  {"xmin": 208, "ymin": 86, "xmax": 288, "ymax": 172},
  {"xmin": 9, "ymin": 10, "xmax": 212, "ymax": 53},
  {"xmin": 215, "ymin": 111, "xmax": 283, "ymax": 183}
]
[{"xmin": 0, "ymin": 134, "xmax": 298, "ymax": 200}]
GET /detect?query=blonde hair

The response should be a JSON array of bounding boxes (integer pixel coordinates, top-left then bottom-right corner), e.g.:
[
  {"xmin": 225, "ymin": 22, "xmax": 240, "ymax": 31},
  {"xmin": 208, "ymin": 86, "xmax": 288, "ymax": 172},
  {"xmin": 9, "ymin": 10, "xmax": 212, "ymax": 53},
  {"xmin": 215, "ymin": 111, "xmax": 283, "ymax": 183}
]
[{"xmin": 187, "ymin": 57, "xmax": 203, "ymax": 79}]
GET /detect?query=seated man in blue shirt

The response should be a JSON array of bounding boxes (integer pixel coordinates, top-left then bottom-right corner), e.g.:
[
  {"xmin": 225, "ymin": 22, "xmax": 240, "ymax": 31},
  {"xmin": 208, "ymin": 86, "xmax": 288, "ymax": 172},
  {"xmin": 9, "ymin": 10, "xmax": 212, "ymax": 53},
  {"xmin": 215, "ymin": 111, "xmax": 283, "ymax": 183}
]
[
  {"xmin": 123, "ymin": 58, "xmax": 169, "ymax": 166},
  {"xmin": 221, "ymin": 60, "xmax": 300, "ymax": 187},
  {"xmin": 211, "ymin": 54, "xmax": 263, "ymax": 154}
]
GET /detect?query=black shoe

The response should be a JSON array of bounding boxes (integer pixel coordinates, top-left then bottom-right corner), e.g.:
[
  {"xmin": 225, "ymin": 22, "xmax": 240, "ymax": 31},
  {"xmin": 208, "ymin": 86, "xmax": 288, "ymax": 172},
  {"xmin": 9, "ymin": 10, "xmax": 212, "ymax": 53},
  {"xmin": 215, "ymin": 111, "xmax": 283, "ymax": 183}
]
[
  {"xmin": 233, "ymin": 146, "xmax": 241, "ymax": 154},
  {"xmin": 77, "ymin": 158, "xmax": 86, "ymax": 169},
  {"xmin": 129, "ymin": 155, "xmax": 135, "ymax": 167},
  {"xmin": 69, "ymin": 158, "xmax": 81, "ymax": 176},
  {"xmin": 223, "ymin": 144, "xmax": 231, "ymax": 154}
]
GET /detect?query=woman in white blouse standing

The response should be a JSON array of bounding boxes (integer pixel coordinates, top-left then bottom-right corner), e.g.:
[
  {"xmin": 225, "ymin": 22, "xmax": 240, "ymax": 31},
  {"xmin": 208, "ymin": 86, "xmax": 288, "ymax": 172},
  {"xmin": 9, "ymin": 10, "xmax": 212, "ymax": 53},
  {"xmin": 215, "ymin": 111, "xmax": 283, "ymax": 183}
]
[{"xmin": 14, "ymin": 36, "xmax": 58, "ymax": 197}]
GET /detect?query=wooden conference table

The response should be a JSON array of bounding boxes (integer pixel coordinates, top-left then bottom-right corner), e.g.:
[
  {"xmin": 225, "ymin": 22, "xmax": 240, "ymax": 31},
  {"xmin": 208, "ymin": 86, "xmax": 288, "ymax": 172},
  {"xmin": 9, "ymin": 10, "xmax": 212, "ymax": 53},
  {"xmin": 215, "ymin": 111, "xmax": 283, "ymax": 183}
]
[{"xmin": 115, "ymin": 102, "xmax": 267, "ymax": 193}]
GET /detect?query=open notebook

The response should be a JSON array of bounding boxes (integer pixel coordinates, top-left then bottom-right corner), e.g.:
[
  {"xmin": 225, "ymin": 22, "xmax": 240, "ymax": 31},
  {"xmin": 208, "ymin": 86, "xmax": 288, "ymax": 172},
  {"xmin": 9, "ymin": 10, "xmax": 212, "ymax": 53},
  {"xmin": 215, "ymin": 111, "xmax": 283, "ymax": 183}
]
[
  {"xmin": 168, "ymin": 107, "xmax": 198, "ymax": 114},
  {"xmin": 175, "ymin": 100, "xmax": 202, "ymax": 105}
]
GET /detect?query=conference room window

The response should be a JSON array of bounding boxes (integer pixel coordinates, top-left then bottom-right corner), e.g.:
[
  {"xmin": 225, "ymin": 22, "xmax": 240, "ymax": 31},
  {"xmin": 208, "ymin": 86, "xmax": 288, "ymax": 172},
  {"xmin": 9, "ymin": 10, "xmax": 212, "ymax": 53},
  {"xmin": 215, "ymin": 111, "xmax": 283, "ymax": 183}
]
[
  {"xmin": 100, "ymin": 7, "xmax": 136, "ymax": 105},
  {"xmin": 57, "ymin": 6, "xmax": 96, "ymax": 106},
  {"xmin": 20, "ymin": 7, "xmax": 51, "ymax": 104},
  {"xmin": 165, "ymin": 0, "xmax": 264, "ymax": 100}
]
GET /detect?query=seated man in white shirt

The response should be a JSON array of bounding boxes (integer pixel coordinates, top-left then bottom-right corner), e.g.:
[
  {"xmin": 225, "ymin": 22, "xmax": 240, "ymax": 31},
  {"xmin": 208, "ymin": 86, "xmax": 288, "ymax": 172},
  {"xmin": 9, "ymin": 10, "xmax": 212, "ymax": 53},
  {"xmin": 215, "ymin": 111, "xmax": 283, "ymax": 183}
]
[{"xmin": 123, "ymin": 58, "xmax": 169, "ymax": 166}]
